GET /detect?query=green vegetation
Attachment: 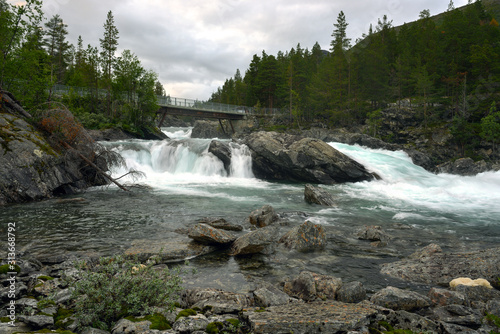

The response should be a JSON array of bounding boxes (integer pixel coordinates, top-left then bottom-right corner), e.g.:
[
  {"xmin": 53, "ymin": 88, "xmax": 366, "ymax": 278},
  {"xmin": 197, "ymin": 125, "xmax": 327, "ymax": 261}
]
[
  {"xmin": 125, "ymin": 313, "xmax": 171, "ymax": 330},
  {"xmin": 0, "ymin": 264, "xmax": 21, "ymax": 274},
  {"xmin": 211, "ymin": 0, "xmax": 500, "ymax": 159},
  {"xmin": 70, "ymin": 255, "xmax": 185, "ymax": 331},
  {"xmin": 0, "ymin": 1, "xmax": 162, "ymax": 136},
  {"xmin": 175, "ymin": 308, "xmax": 197, "ymax": 320}
]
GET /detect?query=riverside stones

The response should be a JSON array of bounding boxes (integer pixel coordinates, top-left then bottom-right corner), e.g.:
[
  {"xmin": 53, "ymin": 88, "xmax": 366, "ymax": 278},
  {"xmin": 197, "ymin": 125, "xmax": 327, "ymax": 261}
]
[
  {"xmin": 242, "ymin": 301, "xmax": 378, "ymax": 334},
  {"xmin": 283, "ymin": 271, "xmax": 343, "ymax": 302},
  {"xmin": 279, "ymin": 221, "xmax": 327, "ymax": 251},
  {"xmin": 248, "ymin": 205, "xmax": 279, "ymax": 228},
  {"xmin": 380, "ymin": 244, "xmax": 500, "ymax": 287},
  {"xmin": 230, "ymin": 225, "xmax": 279, "ymax": 255},
  {"xmin": 370, "ymin": 286, "xmax": 431, "ymax": 311},
  {"xmin": 187, "ymin": 223, "xmax": 236, "ymax": 245}
]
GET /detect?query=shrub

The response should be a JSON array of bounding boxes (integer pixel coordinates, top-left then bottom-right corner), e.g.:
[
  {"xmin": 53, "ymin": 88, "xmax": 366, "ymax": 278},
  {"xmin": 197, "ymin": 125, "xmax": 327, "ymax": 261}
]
[{"xmin": 71, "ymin": 255, "xmax": 185, "ymax": 331}]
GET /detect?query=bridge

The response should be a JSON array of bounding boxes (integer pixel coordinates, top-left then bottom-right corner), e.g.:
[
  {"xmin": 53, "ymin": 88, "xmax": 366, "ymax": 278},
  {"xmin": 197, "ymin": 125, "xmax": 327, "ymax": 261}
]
[{"xmin": 156, "ymin": 96, "xmax": 253, "ymax": 133}]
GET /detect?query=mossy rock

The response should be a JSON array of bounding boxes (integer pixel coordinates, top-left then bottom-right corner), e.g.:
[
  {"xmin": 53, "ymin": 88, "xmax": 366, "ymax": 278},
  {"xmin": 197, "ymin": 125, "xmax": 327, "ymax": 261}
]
[
  {"xmin": 54, "ymin": 307, "xmax": 74, "ymax": 329},
  {"xmin": 0, "ymin": 264, "xmax": 21, "ymax": 274},
  {"xmin": 206, "ymin": 321, "xmax": 224, "ymax": 334},
  {"xmin": 1, "ymin": 317, "xmax": 10, "ymax": 323},
  {"xmin": 175, "ymin": 308, "xmax": 197, "ymax": 321},
  {"xmin": 225, "ymin": 318, "xmax": 240, "ymax": 328},
  {"xmin": 125, "ymin": 313, "xmax": 171, "ymax": 330},
  {"xmin": 37, "ymin": 275, "xmax": 55, "ymax": 281}
]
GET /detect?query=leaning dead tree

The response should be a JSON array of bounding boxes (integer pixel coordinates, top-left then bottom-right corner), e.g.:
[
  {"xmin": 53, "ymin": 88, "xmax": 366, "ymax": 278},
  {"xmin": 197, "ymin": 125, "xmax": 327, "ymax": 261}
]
[{"xmin": 1, "ymin": 90, "xmax": 141, "ymax": 191}]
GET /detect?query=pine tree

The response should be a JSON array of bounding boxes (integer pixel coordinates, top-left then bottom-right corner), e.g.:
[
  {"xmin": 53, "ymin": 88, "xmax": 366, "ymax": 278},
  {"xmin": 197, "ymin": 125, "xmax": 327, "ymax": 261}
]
[
  {"xmin": 43, "ymin": 14, "xmax": 70, "ymax": 85},
  {"xmin": 100, "ymin": 10, "xmax": 119, "ymax": 116}
]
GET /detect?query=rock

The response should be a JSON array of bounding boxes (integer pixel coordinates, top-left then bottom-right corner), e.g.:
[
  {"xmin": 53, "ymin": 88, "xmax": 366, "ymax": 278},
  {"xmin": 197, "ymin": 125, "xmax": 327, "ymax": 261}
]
[
  {"xmin": 487, "ymin": 299, "xmax": 500, "ymax": 318},
  {"xmin": 18, "ymin": 315, "xmax": 54, "ymax": 329},
  {"xmin": 82, "ymin": 328, "xmax": 112, "ymax": 334},
  {"xmin": 283, "ymin": 271, "xmax": 317, "ymax": 302},
  {"xmin": 230, "ymin": 225, "xmax": 279, "ymax": 255},
  {"xmin": 454, "ymin": 284, "xmax": 500, "ymax": 305},
  {"xmin": 428, "ymin": 287, "xmax": 466, "ymax": 306},
  {"xmin": 188, "ymin": 223, "xmax": 236, "ymax": 245},
  {"xmin": 191, "ymin": 120, "xmax": 229, "ymax": 139},
  {"xmin": 197, "ymin": 217, "xmax": 243, "ymax": 231},
  {"xmin": 253, "ymin": 286, "xmax": 297, "ymax": 307},
  {"xmin": 380, "ymin": 244, "xmax": 500, "ymax": 287},
  {"xmin": 208, "ymin": 140, "xmax": 232, "ymax": 174},
  {"xmin": 279, "ymin": 221, "xmax": 327, "ymax": 251},
  {"xmin": 0, "ymin": 112, "xmax": 107, "ymax": 205},
  {"xmin": 111, "ymin": 318, "xmax": 152, "ymax": 334},
  {"xmin": 370, "ymin": 286, "xmax": 431, "ymax": 311},
  {"xmin": 172, "ymin": 314, "xmax": 210, "ymax": 333},
  {"xmin": 248, "ymin": 205, "xmax": 279, "ymax": 228},
  {"xmin": 1, "ymin": 282, "xmax": 27, "ymax": 303},
  {"xmin": 437, "ymin": 157, "xmax": 492, "ymax": 176},
  {"xmin": 181, "ymin": 288, "xmax": 253, "ymax": 314},
  {"xmin": 0, "ymin": 322, "xmax": 33, "ymax": 334},
  {"xmin": 384, "ymin": 310, "xmax": 441, "ymax": 334},
  {"xmin": 124, "ymin": 238, "xmax": 217, "ymax": 263},
  {"xmin": 283, "ymin": 271, "xmax": 342, "ymax": 302},
  {"xmin": 242, "ymin": 300, "xmax": 378, "ymax": 334},
  {"xmin": 450, "ymin": 277, "xmax": 493, "ymax": 289},
  {"xmin": 304, "ymin": 184, "xmax": 336, "ymax": 206},
  {"xmin": 433, "ymin": 305, "xmax": 483, "ymax": 328},
  {"xmin": 336, "ymin": 281, "xmax": 367, "ymax": 303},
  {"xmin": 87, "ymin": 128, "xmax": 135, "ymax": 141},
  {"xmin": 243, "ymin": 131, "xmax": 375, "ymax": 184},
  {"xmin": 356, "ymin": 225, "xmax": 390, "ymax": 243}
]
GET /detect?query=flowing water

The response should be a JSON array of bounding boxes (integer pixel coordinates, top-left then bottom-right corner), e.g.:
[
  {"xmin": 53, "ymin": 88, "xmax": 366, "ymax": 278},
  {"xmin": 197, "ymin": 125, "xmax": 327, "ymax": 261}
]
[{"xmin": 2, "ymin": 127, "xmax": 500, "ymax": 293}]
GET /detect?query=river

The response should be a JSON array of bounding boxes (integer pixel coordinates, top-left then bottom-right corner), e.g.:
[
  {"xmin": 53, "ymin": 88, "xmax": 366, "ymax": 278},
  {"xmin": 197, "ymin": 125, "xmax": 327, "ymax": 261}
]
[{"xmin": 2, "ymin": 127, "xmax": 500, "ymax": 294}]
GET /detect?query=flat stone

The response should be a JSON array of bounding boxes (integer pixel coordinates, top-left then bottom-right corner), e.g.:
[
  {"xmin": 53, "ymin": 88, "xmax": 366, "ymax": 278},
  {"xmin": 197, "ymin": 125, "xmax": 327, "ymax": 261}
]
[
  {"xmin": 124, "ymin": 238, "xmax": 217, "ymax": 263},
  {"xmin": 188, "ymin": 223, "xmax": 236, "ymax": 245},
  {"xmin": 243, "ymin": 300, "xmax": 378, "ymax": 334}
]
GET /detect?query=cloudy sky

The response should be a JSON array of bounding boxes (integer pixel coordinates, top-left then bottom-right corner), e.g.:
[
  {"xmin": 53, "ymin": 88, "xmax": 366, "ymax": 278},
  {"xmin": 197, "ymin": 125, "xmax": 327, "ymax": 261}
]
[{"xmin": 18, "ymin": 0, "xmax": 469, "ymax": 100}]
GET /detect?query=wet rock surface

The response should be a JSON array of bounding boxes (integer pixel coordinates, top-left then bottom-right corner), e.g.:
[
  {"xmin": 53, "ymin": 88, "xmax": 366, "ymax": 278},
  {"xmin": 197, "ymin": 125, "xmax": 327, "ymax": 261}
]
[{"xmin": 243, "ymin": 131, "xmax": 376, "ymax": 184}]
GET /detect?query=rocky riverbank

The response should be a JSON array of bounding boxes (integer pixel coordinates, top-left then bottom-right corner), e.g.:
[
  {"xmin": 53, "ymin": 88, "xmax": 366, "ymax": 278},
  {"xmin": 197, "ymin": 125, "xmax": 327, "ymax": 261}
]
[{"xmin": 2, "ymin": 196, "xmax": 500, "ymax": 334}]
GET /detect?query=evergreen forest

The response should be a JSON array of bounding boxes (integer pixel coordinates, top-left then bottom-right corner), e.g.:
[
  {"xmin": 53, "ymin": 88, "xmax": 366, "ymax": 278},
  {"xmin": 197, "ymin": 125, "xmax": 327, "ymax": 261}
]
[
  {"xmin": 210, "ymin": 0, "xmax": 500, "ymax": 157},
  {"xmin": 0, "ymin": 0, "xmax": 164, "ymax": 135}
]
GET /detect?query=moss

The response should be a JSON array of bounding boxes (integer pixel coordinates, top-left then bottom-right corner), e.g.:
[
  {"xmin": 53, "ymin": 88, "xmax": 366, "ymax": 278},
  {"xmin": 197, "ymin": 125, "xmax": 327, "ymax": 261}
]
[
  {"xmin": 206, "ymin": 321, "xmax": 223, "ymax": 334},
  {"xmin": 37, "ymin": 299, "xmax": 56, "ymax": 309},
  {"xmin": 37, "ymin": 275, "xmax": 54, "ymax": 281},
  {"xmin": 0, "ymin": 264, "xmax": 21, "ymax": 274},
  {"xmin": 255, "ymin": 307, "xmax": 266, "ymax": 313},
  {"xmin": 226, "ymin": 318, "xmax": 240, "ymax": 328},
  {"xmin": 124, "ymin": 313, "xmax": 171, "ymax": 330},
  {"xmin": 1, "ymin": 317, "xmax": 10, "ymax": 323},
  {"xmin": 54, "ymin": 307, "xmax": 74, "ymax": 329},
  {"xmin": 175, "ymin": 308, "xmax": 197, "ymax": 321}
]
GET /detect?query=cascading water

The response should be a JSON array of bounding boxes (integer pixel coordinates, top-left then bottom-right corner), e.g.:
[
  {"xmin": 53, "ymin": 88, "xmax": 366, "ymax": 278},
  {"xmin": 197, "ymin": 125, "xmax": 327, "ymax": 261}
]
[{"xmin": 3, "ymin": 127, "xmax": 499, "ymax": 292}]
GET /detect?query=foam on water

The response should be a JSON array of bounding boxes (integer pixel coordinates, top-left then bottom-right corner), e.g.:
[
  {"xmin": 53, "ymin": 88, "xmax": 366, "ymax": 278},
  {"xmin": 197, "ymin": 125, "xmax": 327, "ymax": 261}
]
[{"xmin": 331, "ymin": 142, "xmax": 500, "ymax": 224}]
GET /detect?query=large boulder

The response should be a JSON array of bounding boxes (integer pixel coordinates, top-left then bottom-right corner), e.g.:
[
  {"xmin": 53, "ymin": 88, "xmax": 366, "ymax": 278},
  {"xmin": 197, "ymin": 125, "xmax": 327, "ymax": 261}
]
[
  {"xmin": 248, "ymin": 205, "xmax": 279, "ymax": 228},
  {"xmin": 381, "ymin": 244, "xmax": 500, "ymax": 287},
  {"xmin": 370, "ymin": 286, "xmax": 431, "ymax": 311},
  {"xmin": 208, "ymin": 140, "xmax": 232, "ymax": 173},
  {"xmin": 242, "ymin": 131, "xmax": 376, "ymax": 184},
  {"xmin": 191, "ymin": 120, "xmax": 229, "ymax": 139},
  {"xmin": 0, "ymin": 107, "xmax": 107, "ymax": 205}
]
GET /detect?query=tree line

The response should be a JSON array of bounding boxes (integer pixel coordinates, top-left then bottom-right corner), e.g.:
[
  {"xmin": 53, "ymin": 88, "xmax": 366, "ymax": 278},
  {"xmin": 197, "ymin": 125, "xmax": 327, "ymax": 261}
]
[
  {"xmin": 210, "ymin": 0, "xmax": 500, "ymax": 155},
  {"xmin": 0, "ymin": 0, "xmax": 163, "ymax": 134}
]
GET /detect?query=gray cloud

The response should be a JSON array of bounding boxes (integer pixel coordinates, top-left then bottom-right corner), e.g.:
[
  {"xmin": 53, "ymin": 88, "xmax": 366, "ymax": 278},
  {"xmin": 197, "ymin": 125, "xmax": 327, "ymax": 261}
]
[{"xmin": 35, "ymin": 0, "xmax": 469, "ymax": 100}]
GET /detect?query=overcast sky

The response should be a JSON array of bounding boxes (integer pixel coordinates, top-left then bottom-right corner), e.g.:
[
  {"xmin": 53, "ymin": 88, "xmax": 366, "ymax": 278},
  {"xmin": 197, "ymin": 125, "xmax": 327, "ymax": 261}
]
[{"xmin": 16, "ymin": 0, "xmax": 469, "ymax": 100}]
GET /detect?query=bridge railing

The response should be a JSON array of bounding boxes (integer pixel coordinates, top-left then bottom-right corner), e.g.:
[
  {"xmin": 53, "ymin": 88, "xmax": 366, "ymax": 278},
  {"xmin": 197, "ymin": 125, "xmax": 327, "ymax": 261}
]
[{"xmin": 157, "ymin": 96, "xmax": 255, "ymax": 115}]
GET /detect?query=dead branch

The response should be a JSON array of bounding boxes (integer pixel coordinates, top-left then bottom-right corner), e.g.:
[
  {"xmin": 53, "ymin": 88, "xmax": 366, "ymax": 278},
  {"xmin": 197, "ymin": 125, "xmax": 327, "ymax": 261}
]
[{"xmin": 0, "ymin": 90, "xmax": 32, "ymax": 118}]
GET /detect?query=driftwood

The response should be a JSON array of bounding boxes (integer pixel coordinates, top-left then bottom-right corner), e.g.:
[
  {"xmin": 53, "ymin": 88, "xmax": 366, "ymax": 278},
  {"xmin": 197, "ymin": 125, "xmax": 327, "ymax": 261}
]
[{"xmin": 0, "ymin": 90, "xmax": 32, "ymax": 118}]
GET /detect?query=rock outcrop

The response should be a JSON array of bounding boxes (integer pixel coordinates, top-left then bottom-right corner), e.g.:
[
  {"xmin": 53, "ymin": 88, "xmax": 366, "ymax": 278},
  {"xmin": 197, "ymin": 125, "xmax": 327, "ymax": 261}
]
[
  {"xmin": 243, "ymin": 131, "xmax": 376, "ymax": 184},
  {"xmin": 381, "ymin": 244, "xmax": 500, "ymax": 288},
  {"xmin": 0, "ymin": 96, "xmax": 108, "ymax": 205},
  {"xmin": 191, "ymin": 120, "xmax": 229, "ymax": 139}
]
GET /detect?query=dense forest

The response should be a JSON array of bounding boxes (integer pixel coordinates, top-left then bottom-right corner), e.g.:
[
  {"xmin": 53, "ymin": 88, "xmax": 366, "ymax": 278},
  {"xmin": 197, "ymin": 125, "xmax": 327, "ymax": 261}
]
[
  {"xmin": 210, "ymin": 0, "xmax": 500, "ymax": 157},
  {"xmin": 0, "ymin": 0, "xmax": 164, "ymax": 135}
]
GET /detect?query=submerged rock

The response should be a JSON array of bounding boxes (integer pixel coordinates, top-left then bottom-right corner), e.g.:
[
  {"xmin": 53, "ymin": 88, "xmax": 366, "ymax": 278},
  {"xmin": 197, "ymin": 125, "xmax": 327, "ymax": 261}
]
[
  {"xmin": 243, "ymin": 131, "xmax": 376, "ymax": 184},
  {"xmin": 304, "ymin": 184, "xmax": 336, "ymax": 206}
]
